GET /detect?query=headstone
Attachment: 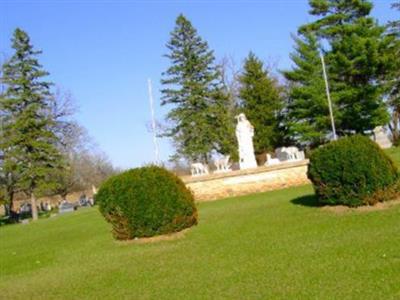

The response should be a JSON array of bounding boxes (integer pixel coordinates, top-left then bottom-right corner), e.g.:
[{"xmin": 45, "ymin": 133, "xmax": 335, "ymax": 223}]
[
  {"xmin": 372, "ymin": 126, "xmax": 392, "ymax": 149},
  {"xmin": 20, "ymin": 203, "xmax": 31, "ymax": 214},
  {"xmin": 236, "ymin": 113, "xmax": 257, "ymax": 170},
  {"xmin": 59, "ymin": 202, "xmax": 74, "ymax": 214},
  {"xmin": 275, "ymin": 148, "xmax": 290, "ymax": 161}
]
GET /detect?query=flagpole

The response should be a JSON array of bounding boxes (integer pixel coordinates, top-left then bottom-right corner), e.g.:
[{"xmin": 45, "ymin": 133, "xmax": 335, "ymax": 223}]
[
  {"xmin": 320, "ymin": 52, "xmax": 337, "ymax": 141},
  {"xmin": 147, "ymin": 78, "xmax": 160, "ymax": 164}
]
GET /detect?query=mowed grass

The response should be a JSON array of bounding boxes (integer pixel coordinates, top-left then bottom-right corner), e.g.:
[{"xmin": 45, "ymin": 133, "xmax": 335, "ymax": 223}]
[{"xmin": 1, "ymin": 150, "xmax": 400, "ymax": 299}]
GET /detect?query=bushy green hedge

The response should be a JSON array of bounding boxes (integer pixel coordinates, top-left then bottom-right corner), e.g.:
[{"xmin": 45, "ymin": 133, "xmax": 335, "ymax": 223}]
[
  {"xmin": 96, "ymin": 166, "xmax": 197, "ymax": 239},
  {"xmin": 308, "ymin": 135, "xmax": 399, "ymax": 207}
]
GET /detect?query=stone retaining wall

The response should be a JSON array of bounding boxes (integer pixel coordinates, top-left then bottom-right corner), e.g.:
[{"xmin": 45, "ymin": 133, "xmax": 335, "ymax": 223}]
[{"xmin": 182, "ymin": 160, "xmax": 310, "ymax": 201}]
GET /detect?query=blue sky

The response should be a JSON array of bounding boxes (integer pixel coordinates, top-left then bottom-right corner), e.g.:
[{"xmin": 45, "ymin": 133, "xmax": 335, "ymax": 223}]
[{"xmin": 1, "ymin": 0, "xmax": 397, "ymax": 168}]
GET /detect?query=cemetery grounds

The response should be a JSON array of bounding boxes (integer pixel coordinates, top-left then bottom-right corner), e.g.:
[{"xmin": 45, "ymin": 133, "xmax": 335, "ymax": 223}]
[{"xmin": 0, "ymin": 149, "xmax": 400, "ymax": 299}]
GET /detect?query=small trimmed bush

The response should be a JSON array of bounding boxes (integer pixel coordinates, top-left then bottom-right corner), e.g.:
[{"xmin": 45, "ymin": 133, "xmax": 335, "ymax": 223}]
[
  {"xmin": 96, "ymin": 166, "xmax": 197, "ymax": 240},
  {"xmin": 308, "ymin": 135, "xmax": 399, "ymax": 207}
]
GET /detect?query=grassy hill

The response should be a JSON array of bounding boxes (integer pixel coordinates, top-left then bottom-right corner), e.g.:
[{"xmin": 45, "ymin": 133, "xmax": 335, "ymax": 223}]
[{"xmin": 1, "ymin": 149, "xmax": 400, "ymax": 299}]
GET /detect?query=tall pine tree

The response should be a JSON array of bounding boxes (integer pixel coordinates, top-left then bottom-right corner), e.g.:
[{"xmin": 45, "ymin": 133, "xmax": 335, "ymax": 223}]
[
  {"xmin": 1, "ymin": 28, "xmax": 63, "ymax": 220},
  {"xmin": 238, "ymin": 52, "xmax": 282, "ymax": 157},
  {"xmin": 283, "ymin": 34, "xmax": 331, "ymax": 147},
  {"xmin": 389, "ymin": 2, "xmax": 400, "ymax": 32},
  {"xmin": 161, "ymin": 14, "xmax": 235, "ymax": 163},
  {"xmin": 386, "ymin": 2, "xmax": 400, "ymax": 143},
  {"xmin": 300, "ymin": 0, "xmax": 390, "ymax": 134}
]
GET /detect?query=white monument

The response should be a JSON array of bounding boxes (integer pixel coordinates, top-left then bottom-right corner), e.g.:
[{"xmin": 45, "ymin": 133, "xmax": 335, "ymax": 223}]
[
  {"xmin": 191, "ymin": 163, "xmax": 209, "ymax": 176},
  {"xmin": 265, "ymin": 154, "xmax": 280, "ymax": 166},
  {"xmin": 214, "ymin": 155, "xmax": 232, "ymax": 173},
  {"xmin": 372, "ymin": 126, "xmax": 392, "ymax": 149},
  {"xmin": 236, "ymin": 113, "xmax": 257, "ymax": 170},
  {"xmin": 275, "ymin": 146, "xmax": 305, "ymax": 162}
]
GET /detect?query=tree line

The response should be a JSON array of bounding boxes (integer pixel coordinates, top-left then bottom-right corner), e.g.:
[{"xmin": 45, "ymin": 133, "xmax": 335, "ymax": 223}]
[
  {"xmin": 0, "ymin": 29, "xmax": 118, "ymax": 220},
  {"xmin": 161, "ymin": 0, "xmax": 400, "ymax": 164}
]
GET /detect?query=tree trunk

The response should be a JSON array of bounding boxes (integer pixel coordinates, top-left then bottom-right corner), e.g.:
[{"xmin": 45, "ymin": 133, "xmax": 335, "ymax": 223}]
[
  {"xmin": 391, "ymin": 110, "xmax": 400, "ymax": 145},
  {"xmin": 61, "ymin": 192, "xmax": 67, "ymax": 201},
  {"xmin": 30, "ymin": 193, "xmax": 38, "ymax": 221},
  {"xmin": 4, "ymin": 204, "xmax": 10, "ymax": 216},
  {"xmin": 6, "ymin": 189, "xmax": 14, "ymax": 215}
]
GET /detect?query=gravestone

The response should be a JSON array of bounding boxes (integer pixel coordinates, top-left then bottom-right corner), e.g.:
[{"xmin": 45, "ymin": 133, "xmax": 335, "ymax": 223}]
[
  {"xmin": 59, "ymin": 202, "xmax": 74, "ymax": 214},
  {"xmin": 372, "ymin": 126, "xmax": 392, "ymax": 149}
]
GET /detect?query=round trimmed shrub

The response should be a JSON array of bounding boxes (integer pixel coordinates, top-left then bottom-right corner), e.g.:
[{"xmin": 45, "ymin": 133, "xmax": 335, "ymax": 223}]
[
  {"xmin": 308, "ymin": 135, "xmax": 399, "ymax": 207},
  {"xmin": 96, "ymin": 166, "xmax": 197, "ymax": 240}
]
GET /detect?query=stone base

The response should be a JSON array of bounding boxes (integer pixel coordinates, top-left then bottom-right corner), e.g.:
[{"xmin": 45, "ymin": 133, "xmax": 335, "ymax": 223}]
[{"xmin": 182, "ymin": 160, "xmax": 310, "ymax": 202}]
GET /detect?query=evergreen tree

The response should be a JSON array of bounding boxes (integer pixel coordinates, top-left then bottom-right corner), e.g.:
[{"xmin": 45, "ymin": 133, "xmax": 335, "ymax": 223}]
[
  {"xmin": 282, "ymin": 34, "xmax": 331, "ymax": 147},
  {"xmin": 0, "ymin": 28, "xmax": 63, "ymax": 220},
  {"xmin": 0, "ymin": 56, "xmax": 20, "ymax": 215},
  {"xmin": 208, "ymin": 84, "xmax": 237, "ymax": 159},
  {"xmin": 161, "ymin": 14, "xmax": 235, "ymax": 162},
  {"xmin": 300, "ymin": 0, "xmax": 390, "ymax": 134},
  {"xmin": 389, "ymin": 2, "xmax": 400, "ymax": 32},
  {"xmin": 0, "ymin": 76, "xmax": 15, "ymax": 213},
  {"xmin": 238, "ymin": 52, "xmax": 282, "ymax": 156},
  {"xmin": 387, "ymin": 2, "xmax": 400, "ymax": 143}
]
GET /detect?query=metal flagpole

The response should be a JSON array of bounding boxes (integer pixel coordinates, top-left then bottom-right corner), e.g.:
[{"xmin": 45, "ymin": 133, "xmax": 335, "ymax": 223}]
[
  {"xmin": 147, "ymin": 78, "xmax": 160, "ymax": 165},
  {"xmin": 0, "ymin": 52, "xmax": 5, "ymax": 153},
  {"xmin": 320, "ymin": 52, "xmax": 337, "ymax": 141}
]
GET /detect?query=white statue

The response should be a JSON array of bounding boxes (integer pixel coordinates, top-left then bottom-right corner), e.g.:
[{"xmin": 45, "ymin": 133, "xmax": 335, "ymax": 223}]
[
  {"xmin": 372, "ymin": 126, "xmax": 392, "ymax": 149},
  {"xmin": 236, "ymin": 113, "xmax": 257, "ymax": 170},
  {"xmin": 214, "ymin": 155, "xmax": 232, "ymax": 173},
  {"xmin": 296, "ymin": 150, "xmax": 305, "ymax": 160},
  {"xmin": 265, "ymin": 153, "xmax": 280, "ymax": 166},
  {"xmin": 191, "ymin": 163, "xmax": 209, "ymax": 176}
]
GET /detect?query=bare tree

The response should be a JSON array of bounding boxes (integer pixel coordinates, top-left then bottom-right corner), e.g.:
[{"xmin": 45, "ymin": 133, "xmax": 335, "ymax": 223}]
[
  {"xmin": 47, "ymin": 88, "xmax": 118, "ymax": 199},
  {"xmin": 219, "ymin": 55, "xmax": 241, "ymax": 112}
]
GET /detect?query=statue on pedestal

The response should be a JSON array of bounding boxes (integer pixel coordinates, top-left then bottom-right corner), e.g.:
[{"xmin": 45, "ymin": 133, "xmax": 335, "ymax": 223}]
[{"xmin": 236, "ymin": 113, "xmax": 257, "ymax": 170}]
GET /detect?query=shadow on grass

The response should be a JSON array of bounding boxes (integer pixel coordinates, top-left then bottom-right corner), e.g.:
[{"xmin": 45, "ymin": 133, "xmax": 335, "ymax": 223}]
[{"xmin": 290, "ymin": 194, "xmax": 321, "ymax": 207}]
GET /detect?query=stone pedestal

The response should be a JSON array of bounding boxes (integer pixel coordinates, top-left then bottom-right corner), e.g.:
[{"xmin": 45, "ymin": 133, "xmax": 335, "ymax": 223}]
[{"xmin": 183, "ymin": 160, "xmax": 310, "ymax": 201}]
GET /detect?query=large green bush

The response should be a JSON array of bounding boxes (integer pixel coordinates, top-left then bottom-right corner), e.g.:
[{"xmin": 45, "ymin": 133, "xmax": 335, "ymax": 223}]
[
  {"xmin": 96, "ymin": 166, "xmax": 197, "ymax": 240},
  {"xmin": 308, "ymin": 135, "xmax": 399, "ymax": 207}
]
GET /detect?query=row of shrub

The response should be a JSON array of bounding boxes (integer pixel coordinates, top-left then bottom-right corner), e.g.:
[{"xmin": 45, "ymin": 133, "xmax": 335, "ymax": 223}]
[{"xmin": 96, "ymin": 135, "xmax": 399, "ymax": 241}]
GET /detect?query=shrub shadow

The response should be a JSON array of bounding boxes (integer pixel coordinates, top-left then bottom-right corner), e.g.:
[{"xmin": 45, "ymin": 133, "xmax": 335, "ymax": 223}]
[{"xmin": 290, "ymin": 194, "xmax": 321, "ymax": 207}]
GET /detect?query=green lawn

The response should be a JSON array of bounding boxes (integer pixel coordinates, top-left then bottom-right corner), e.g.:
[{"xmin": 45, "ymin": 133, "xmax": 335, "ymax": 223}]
[{"xmin": 1, "ymin": 151, "xmax": 400, "ymax": 299}]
